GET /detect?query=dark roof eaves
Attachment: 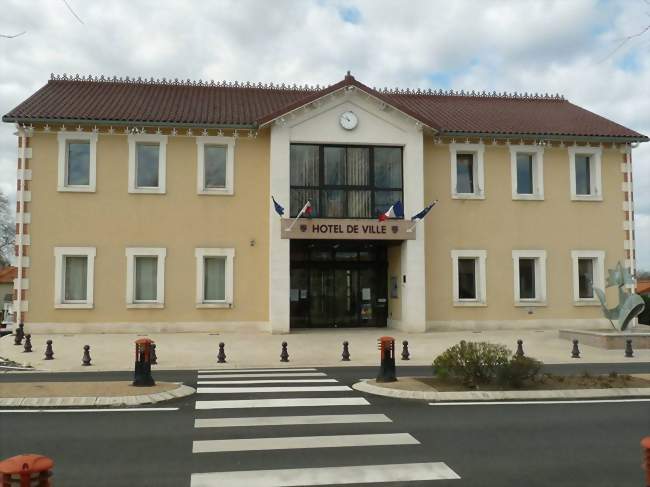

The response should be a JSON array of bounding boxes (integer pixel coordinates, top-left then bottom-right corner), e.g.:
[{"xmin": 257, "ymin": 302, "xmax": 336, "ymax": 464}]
[
  {"xmin": 1, "ymin": 115, "xmax": 257, "ymax": 129},
  {"xmin": 440, "ymin": 130, "xmax": 649, "ymax": 143}
]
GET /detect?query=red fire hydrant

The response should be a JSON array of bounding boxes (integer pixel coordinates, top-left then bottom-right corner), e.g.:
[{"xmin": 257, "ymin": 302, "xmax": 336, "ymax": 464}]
[
  {"xmin": 0, "ymin": 454, "xmax": 54, "ymax": 487},
  {"xmin": 641, "ymin": 437, "xmax": 650, "ymax": 486}
]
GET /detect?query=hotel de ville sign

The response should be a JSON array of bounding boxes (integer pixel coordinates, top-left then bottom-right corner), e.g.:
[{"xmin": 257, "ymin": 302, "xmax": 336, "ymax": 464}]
[{"xmin": 281, "ymin": 218, "xmax": 416, "ymax": 240}]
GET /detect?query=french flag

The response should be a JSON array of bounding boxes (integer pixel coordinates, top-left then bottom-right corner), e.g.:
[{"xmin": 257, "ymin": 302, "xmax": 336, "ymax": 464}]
[{"xmin": 378, "ymin": 201, "xmax": 404, "ymax": 221}]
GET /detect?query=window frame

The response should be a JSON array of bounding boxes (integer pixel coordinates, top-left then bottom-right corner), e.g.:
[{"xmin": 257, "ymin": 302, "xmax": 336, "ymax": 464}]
[
  {"xmin": 128, "ymin": 133, "xmax": 168, "ymax": 194},
  {"xmin": 125, "ymin": 247, "xmax": 166, "ymax": 308},
  {"xmin": 195, "ymin": 248, "xmax": 235, "ymax": 308},
  {"xmin": 512, "ymin": 250, "xmax": 547, "ymax": 306},
  {"xmin": 449, "ymin": 142, "xmax": 485, "ymax": 199},
  {"xmin": 509, "ymin": 145, "xmax": 544, "ymax": 200},
  {"xmin": 568, "ymin": 146, "xmax": 602, "ymax": 201},
  {"xmin": 196, "ymin": 136, "xmax": 235, "ymax": 195},
  {"xmin": 451, "ymin": 250, "xmax": 487, "ymax": 306},
  {"xmin": 57, "ymin": 132, "xmax": 98, "ymax": 192},
  {"xmin": 571, "ymin": 250, "xmax": 605, "ymax": 305},
  {"xmin": 53, "ymin": 246, "xmax": 96, "ymax": 309}
]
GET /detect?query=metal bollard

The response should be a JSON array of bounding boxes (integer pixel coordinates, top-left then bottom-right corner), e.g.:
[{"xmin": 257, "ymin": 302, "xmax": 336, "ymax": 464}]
[
  {"xmin": 151, "ymin": 343, "xmax": 158, "ymax": 365},
  {"xmin": 23, "ymin": 334, "xmax": 32, "ymax": 353},
  {"xmin": 625, "ymin": 339, "xmax": 634, "ymax": 358},
  {"xmin": 217, "ymin": 342, "xmax": 227, "ymax": 363},
  {"xmin": 0, "ymin": 453, "xmax": 54, "ymax": 487},
  {"xmin": 571, "ymin": 339, "xmax": 580, "ymax": 359},
  {"xmin": 82, "ymin": 345, "xmax": 92, "ymax": 366},
  {"xmin": 341, "ymin": 341, "xmax": 350, "ymax": 361},
  {"xmin": 280, "ymin": 341, "xmax": 289, "ymax": 362},
  {"xmin": 14, "ymin": 323, "xmax": 24, "ymax": 346},
  {"xmin": 641, "ymin": 437, "xmax": 650, "ymax": 487},
  {"xmin": 44, "ymin": 340, "xmax": 54, "ymax": 360},
  {"xmin": 401, "ymin": 340, "xmax": 410, "ymax": 360},
  {"xmin": 515, "ymin": 339, "xmax": 525, "ymax": 358}
]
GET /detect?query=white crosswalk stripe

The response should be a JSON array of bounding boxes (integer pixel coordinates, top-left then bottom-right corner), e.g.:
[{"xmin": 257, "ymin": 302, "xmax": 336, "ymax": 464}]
[
  {"xmin": 197, "ymin": 385, "xmax": 351, "ymax": 394},
  {"xmin": 198, "ymin": 372, "xmax": 327, "ymax": 379},
  {"xmin": 196, "ymin": 397, "xmax": 369, "ymax": 409},
  {"xmin": 197, "ymin": 379, "xmax": 338, "ymax": 385},
  {"xmin": 198, "ymin": 368, "xmax": 318, "ymax": 373},
  {"xmin": 194, "ymin": 414, "xmax": 392, "ymax": 428}
]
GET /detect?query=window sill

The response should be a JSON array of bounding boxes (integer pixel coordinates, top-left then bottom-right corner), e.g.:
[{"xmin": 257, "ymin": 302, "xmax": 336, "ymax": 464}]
[
  {"xmin": 55, "ymin": 303, "xmax": 93, "ymax": 309},
  {"xmin": 452, "ymin": 193, "xmax": 485, "ymax": 200},
  {"xmin": 514, "ymin": 301, "xmax": 547, "ymax": 307},
  {"xmin": 571, "ymin": 195, "xmax": 603, "ymax": 202},
  {"xmin": 57, "ymin": 186, "xmax": 96, "ymax": 193},
  {"xmin": 196, "ymin": 302, "xmax": 233, "ymax": 309},
  {"xmin": 512, "ymin": 194, "xmax": 544, "ymax": 201},
  {"xmin": 573, "ymin": 300, "xmax": 600, "ymax": 307},
  {"xmin": 127, "ymin": 303, "xmax": 165, "ymax": 309},
  {"xmin": 197, "ymin": 189, "xmax": 234, "ymax": 196},
  {"xmin": 129, "ymin": 188, "xmax": 166, "ymax": 194},
  {"xmin": 453, "ymin": 300, "xmax": 487, "ymax": 307}
]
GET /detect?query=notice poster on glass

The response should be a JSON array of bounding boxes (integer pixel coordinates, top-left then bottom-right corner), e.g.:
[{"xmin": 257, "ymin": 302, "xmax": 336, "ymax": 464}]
[
  {"xmin": 362, "ymin": 287, "xmax": 371, "ymax": 301},
  {"xmin": 290, "ymin": 289, "xmax": 299, "ymax": 302}
]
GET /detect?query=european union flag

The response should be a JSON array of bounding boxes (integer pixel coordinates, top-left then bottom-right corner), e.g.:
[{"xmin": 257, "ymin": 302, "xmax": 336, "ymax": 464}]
[
  {"xmin": 272, "ymin": 196, "xmax": 285, "ymax": 216},
  {"xmin": 411, "ymin": 200, "xmax": 438, "ymax": 220}
]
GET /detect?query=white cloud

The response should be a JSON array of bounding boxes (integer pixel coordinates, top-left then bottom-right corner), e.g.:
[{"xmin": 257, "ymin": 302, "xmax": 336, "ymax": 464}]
[{"xmin": 0, "ymin": 0, "xmax": 649, "ymax": 267}]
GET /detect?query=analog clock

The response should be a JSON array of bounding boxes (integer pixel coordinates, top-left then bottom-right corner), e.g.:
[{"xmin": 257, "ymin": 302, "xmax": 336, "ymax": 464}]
[{"xmin": 339, "ymin": 111, "xmax": 358, "ymax": 130}]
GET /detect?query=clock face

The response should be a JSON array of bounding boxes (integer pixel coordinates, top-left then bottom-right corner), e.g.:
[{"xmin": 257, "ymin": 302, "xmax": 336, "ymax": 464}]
[{"xmin": 339, "ymin": 111, "xmax": 358, "ymax": 130}]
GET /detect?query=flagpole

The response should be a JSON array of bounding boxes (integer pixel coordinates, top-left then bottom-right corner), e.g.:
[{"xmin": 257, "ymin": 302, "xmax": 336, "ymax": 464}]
[
  {"xmin": 286, "ymin": 201, "xmax": 310, "ymax": 232},
  {"xmin": 406, "ymin": 220, "xmax": 419, "ymax": 233}
]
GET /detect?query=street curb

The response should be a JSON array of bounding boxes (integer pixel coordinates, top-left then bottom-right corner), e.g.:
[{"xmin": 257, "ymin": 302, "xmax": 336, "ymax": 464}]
[
  {"xmin": 0, "ymin": 383, "xmax": 195, "ymax": 408},
  {"xmin": 352, "ymin": 378, "xmax": 650, "ymax": 402}
]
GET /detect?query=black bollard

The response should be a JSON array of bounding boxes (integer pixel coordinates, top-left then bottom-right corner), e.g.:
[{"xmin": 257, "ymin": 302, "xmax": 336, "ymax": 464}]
[
  {"xmin": 82, "ymin": 345, "xmax": 92, "ymax": 366},
  {"xmin": 217, "ymin": 342, "xmax": 227, "ymax": 363},
  {"xmin": 625, "ymin": 339, "xmax": 634, "ymax": 358},
  {"xmin": 342, "ymin": 341, "xmax": 350, "ymax": 361},
  {"xmin": 571, "ymin": 339, "xmax": 580, "ymax": 359},
  {"xmin": 151, "ymin": 343, "xmax": 158, "ymax": 365},
  {"xmin": 516, "ymin": 339, "xmax": 525, "ymax": 358},
  {"xmin": 280, "ymin": 341, "xmax": 289, "ymax": 362},
  {"xmin": 44, "ymin": 339, "xmax": 54, "ymax": 360},
  {"xmin": 401, "ymin": 340, "xmax": 410, "ymax": 360},
  {"xmin": 14, "ymin": 323, "xmax": 24, "ymax": 346},
  {"xmin": 23, "ymin": 333, "xmax": 32, "ymax": 353}
]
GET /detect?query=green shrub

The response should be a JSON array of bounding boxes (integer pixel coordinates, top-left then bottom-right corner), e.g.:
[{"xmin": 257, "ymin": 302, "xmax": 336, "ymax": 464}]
[
  {"xmin": 497, "ymin": 356, "xmax": 542, "ymax": 389},
  {"xmin": 433, "ymin": 340, "xmax": 510, "ymax": 387},
  {"xmin": 639, "ymin": 295, "xmax": 650, "ymax": 326}
]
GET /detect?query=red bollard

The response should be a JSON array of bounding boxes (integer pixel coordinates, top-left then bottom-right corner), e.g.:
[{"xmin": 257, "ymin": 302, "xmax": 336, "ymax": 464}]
[
  {"xmin": 0, "ymin": 454, "xmax": 54, "ymax": 487},
  {"xmin": 641, "ymin": 437, "xmax": 650, "ymax": 487}
]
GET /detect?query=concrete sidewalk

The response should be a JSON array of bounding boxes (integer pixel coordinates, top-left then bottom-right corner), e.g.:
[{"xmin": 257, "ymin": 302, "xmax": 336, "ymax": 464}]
[{"xmin": 2, "ymin": 328, "xmax": 650, "ymax": 372}]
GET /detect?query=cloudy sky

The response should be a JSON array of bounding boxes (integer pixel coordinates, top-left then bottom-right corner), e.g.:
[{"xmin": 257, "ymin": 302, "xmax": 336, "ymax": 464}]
[{"xmin": 0, "ymin": 0, "xmax": 649, "ymax": 266}]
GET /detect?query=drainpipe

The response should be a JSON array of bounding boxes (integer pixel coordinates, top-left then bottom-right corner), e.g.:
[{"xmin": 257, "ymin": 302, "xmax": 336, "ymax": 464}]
[{"xmin": 15, "ymin": 124, "xmax": 26, "ymax": 325}]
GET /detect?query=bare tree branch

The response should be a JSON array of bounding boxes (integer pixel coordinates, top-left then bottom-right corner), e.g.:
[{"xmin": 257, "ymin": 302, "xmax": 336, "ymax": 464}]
[
  {"xmin": 0, "ymin": 31, "xmax": 26, "ymax": 39},
  {"xmin": 599, "ymin": 23, "xmax": 650, "ymax": 63},
  {"xmin": 62, "ymin": 0, "xmax": 84, "ymax": 24}
]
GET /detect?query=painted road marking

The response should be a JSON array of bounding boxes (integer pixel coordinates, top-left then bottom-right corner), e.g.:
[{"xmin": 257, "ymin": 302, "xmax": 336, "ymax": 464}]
[
  {"xmin": 430, "ymin": 398, "xmax": 650, "ymax": 406},
  {"xmin": 193, "ymin": 433, "xmax": 419, "ymax": 453},
  {"xmin": 197, "ymin": 379, "xmax": 338, "ymax": 385},
  {"xmin": 196, "ymin": 397, "xmax": 369, "ymax": 410},
  {"xmin": 198, "ymin": 373, "xmax": 327, "ymax": 379},
  {"xmin": 194, "ymin": 414, "xmax": 392, "ymax": 428},
  {"xmin": 198, "ymin": 368, "xmax": 317, "ymax": 373},
  {"xmin": 190, "ymin": 462, "xmax": 460, "ymax": 486},
  {"xmin": 197, "ymin": 386, "xmax": 351, "ymax": 394},
  {"xmin": 0, "ymin": 408, "xmax": 179, "ymax": 413}
]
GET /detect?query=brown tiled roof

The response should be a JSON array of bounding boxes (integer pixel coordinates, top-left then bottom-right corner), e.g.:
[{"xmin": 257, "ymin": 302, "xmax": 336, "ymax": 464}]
[
  {"xmin": 0, "ymin": 266, "xmax": 16, "ymax": 284},
  {"xmin": 638, "ymin": 280, "xmax": 650, "ymax": 295},
  {"xmin": 3, "ymin": 73, "xmax": 647, "ymax": 141}
]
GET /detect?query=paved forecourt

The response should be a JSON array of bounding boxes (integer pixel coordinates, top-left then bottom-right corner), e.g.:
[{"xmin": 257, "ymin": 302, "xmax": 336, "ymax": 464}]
[{"xmin": 190, "ymin": 367, "xmax": 460, "ymax": 486}]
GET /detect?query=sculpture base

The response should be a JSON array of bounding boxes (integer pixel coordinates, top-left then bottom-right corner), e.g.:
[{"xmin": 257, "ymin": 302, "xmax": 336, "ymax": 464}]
[{"xmin": 559, "ymin": 328, "xmax": 650, "ymax": 350}]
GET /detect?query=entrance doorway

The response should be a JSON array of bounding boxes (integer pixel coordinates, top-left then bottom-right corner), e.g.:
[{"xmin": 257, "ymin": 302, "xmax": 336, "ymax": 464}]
[{"xmin": 290, "ymin": 241, "xmax": 388, "ymax": 328}]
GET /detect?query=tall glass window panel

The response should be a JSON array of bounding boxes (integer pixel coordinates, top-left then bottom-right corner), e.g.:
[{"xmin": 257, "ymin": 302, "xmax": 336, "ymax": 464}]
[
  {"xmin": 66, "ymin": 142, "xmax": 90, "ymax": 186},
  {"xmin": 518, "ymin": 258, "xmax": 536, "ymax": 299},
  {"xmin": 578, "ymin": 258, "xmax": 595, "ymax": 299},
  {"xmin": 374, "ymin": 147, "xmax": 402, "ymax": 188},
  {"xmin": 290, "ymin": 145, "xmax": 319, "ymax": 187},
  {"xmin": 456, "ymin": 153, "xmax": 475, "ymax": 193},
  {"xmin": 346, "ymin": 148, "xmax": 369, "ymax": 186},
  {"xmin": 290, "ymin": 189, "xmax": 319, "ymax": 217},
  {"xmin": 204, "ymin": 257, "xmax": 226, "ymax": 301},
  {"xmin": 64, "ymin": 256, "xmax": 87, "ymax": 301},
  {"xmin": 323, "ymin": 190, "xmax": 345, "ymax": 218},
  {"xmin": 135, "ymin": 256, "xmax": 158, "ymax": 301},
  {"xmin": 348, "ymin": 190, "xmax": 371, "ymax": 218},
  {"xmin": 575, "ymin": 155, "xmax": 591, "ymax": 195},
  {"xmin": 458, "ymin": 258, "xmax": 477, "ymax": 300},
  {"xmin": 136, "ymin": 143, "xmax": 160, "ymax": 188},
  {"xmin": 324, "ymin": 147, "xmax": 346, "ymax": 185},
  {"xmin": 374, "ymin": 190, "xmax": 402, "ymax": 217},
  {"xmin": 204, "ymin": 145, "xmax": 227, "ymax": 189},
  {"xmin": 516, "ymin": 153, "xmax": 534, "ymax": 194}
]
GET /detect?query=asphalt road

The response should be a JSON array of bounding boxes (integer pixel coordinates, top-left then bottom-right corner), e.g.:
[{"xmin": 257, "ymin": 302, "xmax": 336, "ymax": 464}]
[{"xmin": 1, "ymin": 365, "xmax": 649, "ymax": 486}]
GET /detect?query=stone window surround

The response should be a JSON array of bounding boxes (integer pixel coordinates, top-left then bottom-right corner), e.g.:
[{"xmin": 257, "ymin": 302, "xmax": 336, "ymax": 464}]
[
  {"xmin": 57, "ymin": 131, "xmax": 98, "ymax": 192},
  {"xmin": 127, "ymin": 133, "xmax": 168, "ymax": 194},
  {"xmin": 196, "ymin": 136, "xmax": 236, "ymax": 195},
  {"xmin": 512, "ymin": 250, "xmax": 547, "ymax": 306},
  {"xmin": 53, "ymin": 246, "xmax": 96, "ymax": 309},
  {"xmin": 125, "ymin": 247, "xmax": 166, "ymax": 308},
  {"xmin": 451, "ymin": 249, "xmax": 487, "ymax": 306},
  {"xmin": 194, "ymin": 247, "xmax": 235, "ymax": 308}
]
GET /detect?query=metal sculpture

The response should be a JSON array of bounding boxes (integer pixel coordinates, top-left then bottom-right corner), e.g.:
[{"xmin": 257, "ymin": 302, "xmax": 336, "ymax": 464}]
[{"xmin": 595, "ymin": 261, "xmax": 645, "ymax": 331}]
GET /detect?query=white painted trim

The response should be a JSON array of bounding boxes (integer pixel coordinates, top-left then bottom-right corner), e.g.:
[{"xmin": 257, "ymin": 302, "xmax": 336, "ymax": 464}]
[
  {"xmin": 16, "ymin": 212, "xmax": 30, "ymax": 224},
  {"xmin": 622, "ymin": 181, "xmax": 632, "ymax": 192},
  {"xmin": 568, "ymin": 146, "xmax": 603, "ymax": 201},
  {"xmin": 509, "ymin": 145, "xmax": 544, "ymax": 200},
  {"xmin": 57, "ymin": 131, "xmax": 98, "ymax": 192},
  {"xmin": 570, "ymin": 250, "xmax": 605, "ymax": 305},
  {"xmin": 15, "ymin": 234, "xmax": 30, "ymax": 246},
  {"xmin": 511, "ymin": 250, "xmax": 547, "ymax": 306},
  {"xmin": 22, "ymin": 191, "xmax": 31, "ymax": 202},
  {"xmin": 18, "ymin": 147, "xmax": 32, "ymax": 159},
  {"xmin": 196, "ymin": 136, "xmax": 235, "ymax": 195},
  {"xmin": 14, "ymin": 278, "xmax": 28, "ymax": 290},
  {"xmin": 17, "ymin": 169, "xmax": 32, "ymax": 181},
  {"xmin": 451, "ymin": 250, "xmax": 487, "ymax": 306},
  {"xmin": 13, "ymin": 300, "xmax": 28, "ymax": 312},
  {"xmin": 449, "ymin": 143, "xmax": 485, "ymax": 199},
  {"xmin": 125, "ymin": 247, "xmax": 166, "ymax": 306},
  {"xmin": 21, "ymin": 256, "xmax": 30, "ymax": 268},
  {"xmin": 194, "ymin": 247, "xmax": 235, "ymax": 307},
  {"xmin": 127, "ymin": 134, "xmax": 168, "ymax": 194},
  {"xmin": 623, "ymin": 220, "xmax": 634, "ymax": 231},
  {"xmin": 622, "ymin": 201, "xmax": 632, "ymax": 211},
  {"xmin": 15, "ymin": 127, "xmax": 27, "ymax": 324},
  {"xmin": 53, "ymin": 247, "xmax": 96, "ymax": 309}
]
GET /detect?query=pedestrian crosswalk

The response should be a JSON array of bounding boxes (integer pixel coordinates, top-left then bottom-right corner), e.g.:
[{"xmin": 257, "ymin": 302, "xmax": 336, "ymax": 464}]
[{"xmin": 190, "ymin": 367, "xmax": 460, "ymax": 486}]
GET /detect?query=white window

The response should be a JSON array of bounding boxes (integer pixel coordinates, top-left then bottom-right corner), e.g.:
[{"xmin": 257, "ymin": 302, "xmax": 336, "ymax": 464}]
[
  {"xmin": 126, "ymin": 248, "xmax": 166, "ymax": 307},
  {"xmin": 195, "ymin": 248, "xmax": 235, "ymax": 307},
  {"xmin": 128, "ymin": 134, "xmax": 168, "ymax": 194},
  {"xmin": 509, "ymin": 145, "xmax": 544, "ymax": 200},
  {"xmin": 568, "ymin": 146, "xmax": 602, "ymax": 201},
  {"xmin": 57, "ymin": 132, "xmax": 98, "ymax": 192},
  {"xmin": 451, "ymin": 250, "xmax": 487, "ymax": 306},
  {"xmin": 512, "ymin": 250, "xmax": 547, "ymax": 306},
  {"xmin": 571, "ymin": 250, "xmax": 605, "ymax": 305},
  {"xmin": 54, "ymin": 247, "xmax": 96, "ymax": 308},
  {"xmin": 450, "ymin": 143, "xmax": 485, "ymax": 199},
  {"xmin": 196, "ymin": 136, "xmax": 235, "ymax": 195}
]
